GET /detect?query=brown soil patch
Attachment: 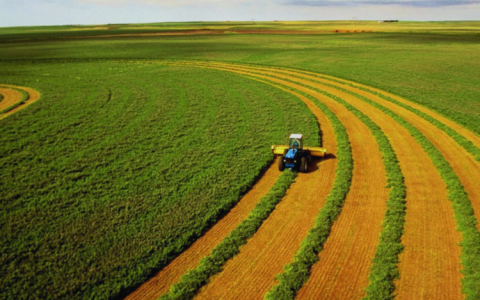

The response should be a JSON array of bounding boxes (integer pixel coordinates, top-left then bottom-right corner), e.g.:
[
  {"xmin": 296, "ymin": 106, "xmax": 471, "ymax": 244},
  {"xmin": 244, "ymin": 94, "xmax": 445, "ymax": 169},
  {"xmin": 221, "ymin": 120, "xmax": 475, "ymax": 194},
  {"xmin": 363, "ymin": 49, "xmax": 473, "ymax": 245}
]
[
  {"xmin": 0, "ymin": 85, "xmax": 41, "ymax": 120},
  {"xmin": 125, "ymin": 159, "xmax": 281, "ymax": 300},
  {"xmin": 181, "ymin": 63, "xmax": 388, "ymax": 300}
]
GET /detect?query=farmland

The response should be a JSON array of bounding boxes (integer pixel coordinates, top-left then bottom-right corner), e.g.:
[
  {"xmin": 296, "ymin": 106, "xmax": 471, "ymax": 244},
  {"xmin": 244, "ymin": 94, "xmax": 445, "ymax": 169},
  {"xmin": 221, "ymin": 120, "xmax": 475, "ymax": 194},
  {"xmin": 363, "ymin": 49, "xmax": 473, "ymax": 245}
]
[{"xmin": 1, "ymin": 21, "xmax": 480, "ymax": 299}]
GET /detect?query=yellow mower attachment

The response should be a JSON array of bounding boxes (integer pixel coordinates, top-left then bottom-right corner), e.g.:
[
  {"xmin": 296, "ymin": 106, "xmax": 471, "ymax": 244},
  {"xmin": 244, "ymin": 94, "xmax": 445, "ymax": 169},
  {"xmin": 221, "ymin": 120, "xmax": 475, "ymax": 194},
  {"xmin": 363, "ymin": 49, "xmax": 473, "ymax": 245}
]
[{"xmin": 271, "ymin": 145, "xmax": 326, "ymax": 157}]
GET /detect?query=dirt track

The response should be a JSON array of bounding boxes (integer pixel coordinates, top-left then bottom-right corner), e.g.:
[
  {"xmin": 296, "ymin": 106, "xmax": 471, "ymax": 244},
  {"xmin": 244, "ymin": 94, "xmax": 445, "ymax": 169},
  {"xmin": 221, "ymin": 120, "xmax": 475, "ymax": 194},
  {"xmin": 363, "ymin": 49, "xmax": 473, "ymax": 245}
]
[
  {"xmin": 125, "ymin": 61, "xmax": 479, "ymax": 299},
  {"xmin": 0, "ymin": 84, "xmax": 41, "ymax": 120}
]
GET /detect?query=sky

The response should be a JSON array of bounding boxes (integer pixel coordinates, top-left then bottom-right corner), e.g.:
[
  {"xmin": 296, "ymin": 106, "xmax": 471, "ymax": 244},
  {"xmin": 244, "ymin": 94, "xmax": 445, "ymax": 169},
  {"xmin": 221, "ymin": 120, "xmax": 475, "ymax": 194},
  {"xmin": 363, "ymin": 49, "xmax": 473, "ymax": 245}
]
[{"xmin": 1, "ymin": 0, "xmax": 480, "ymax": 27}]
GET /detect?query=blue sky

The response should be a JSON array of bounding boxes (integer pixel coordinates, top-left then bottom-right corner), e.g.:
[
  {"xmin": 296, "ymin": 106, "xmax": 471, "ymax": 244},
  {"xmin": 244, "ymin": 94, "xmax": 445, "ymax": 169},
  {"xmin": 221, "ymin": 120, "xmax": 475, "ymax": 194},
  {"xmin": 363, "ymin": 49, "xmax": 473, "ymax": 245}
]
[{"xmin": 1, "ymin": 0, "xmax": 479, "ymax": 27}]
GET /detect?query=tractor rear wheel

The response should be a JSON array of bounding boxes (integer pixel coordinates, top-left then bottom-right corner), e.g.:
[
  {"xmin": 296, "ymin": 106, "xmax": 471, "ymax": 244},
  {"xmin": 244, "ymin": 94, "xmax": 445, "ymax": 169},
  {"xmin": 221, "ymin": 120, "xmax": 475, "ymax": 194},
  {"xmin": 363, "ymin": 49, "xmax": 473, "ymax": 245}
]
[
  {"xmin": 278, "ymin": 156, "xmax": 285, "ymax": 171},
  {"xmin": 301, "ymin": 157, "xmax": 308, "ymax": 173}
]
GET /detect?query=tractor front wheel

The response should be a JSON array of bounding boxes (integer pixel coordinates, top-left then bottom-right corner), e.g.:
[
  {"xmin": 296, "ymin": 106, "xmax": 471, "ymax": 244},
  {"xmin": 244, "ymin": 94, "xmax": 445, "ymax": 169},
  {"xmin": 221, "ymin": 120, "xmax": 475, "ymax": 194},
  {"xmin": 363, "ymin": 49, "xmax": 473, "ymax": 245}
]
[
  {"xmin": 278, "ymin": 156, "xmax": 285, "ymax": 171},
  {"xmin": 301, "ymin": 157, "xmax": 308, "ymax": 173}
]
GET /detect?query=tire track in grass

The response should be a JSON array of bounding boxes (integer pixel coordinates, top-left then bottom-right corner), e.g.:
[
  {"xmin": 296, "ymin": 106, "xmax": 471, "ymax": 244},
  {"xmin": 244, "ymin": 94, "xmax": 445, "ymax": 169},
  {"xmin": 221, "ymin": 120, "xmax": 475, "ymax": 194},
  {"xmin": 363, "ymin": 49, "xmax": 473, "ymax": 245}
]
[
  {"xmin": 125, "ymin": 160, "xmax": 281, "ymax": 300},
  {"xmin": 186, "ymin": 61, "xmax": 465, "ymax": 299},
  {"xmin": 0, "ymin": 85, "xmax": 40, "ymax": 120}
]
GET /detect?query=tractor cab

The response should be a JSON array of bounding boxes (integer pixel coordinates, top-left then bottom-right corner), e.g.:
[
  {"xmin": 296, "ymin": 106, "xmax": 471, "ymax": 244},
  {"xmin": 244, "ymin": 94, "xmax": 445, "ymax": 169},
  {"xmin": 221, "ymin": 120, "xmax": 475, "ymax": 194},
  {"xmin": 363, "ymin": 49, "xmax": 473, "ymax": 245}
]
[{"xmin": 289, "ymin": 133, "xmax": 303, "ymax": 149}]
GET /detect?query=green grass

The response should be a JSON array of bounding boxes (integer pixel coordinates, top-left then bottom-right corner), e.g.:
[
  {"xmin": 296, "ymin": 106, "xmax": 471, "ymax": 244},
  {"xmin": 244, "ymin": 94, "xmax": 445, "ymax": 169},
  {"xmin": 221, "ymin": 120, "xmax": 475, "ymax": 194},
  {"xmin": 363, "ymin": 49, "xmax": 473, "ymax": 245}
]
[
  {"xmin": 1, "ymin": 22, "xmax": 480, "ymax": 299},
  {"xmin": 0, "ymin": 62, "xmax": 319, "ymax": 299},
  {"xmin": 1, "ymin": 29, "xmax": 478, "ymax": 136}
]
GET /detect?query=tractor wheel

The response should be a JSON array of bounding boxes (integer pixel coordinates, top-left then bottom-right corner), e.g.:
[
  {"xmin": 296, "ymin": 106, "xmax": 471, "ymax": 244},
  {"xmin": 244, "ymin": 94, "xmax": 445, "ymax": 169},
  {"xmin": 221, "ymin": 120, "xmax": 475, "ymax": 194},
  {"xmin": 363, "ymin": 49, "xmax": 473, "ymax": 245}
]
[
  {"xmin": 278, "ymin": 156, "xmax": 285, "ymax": 171},
  {"xmin": 301, "ymin": 157, "xmax": 308, "ymax": 173}
]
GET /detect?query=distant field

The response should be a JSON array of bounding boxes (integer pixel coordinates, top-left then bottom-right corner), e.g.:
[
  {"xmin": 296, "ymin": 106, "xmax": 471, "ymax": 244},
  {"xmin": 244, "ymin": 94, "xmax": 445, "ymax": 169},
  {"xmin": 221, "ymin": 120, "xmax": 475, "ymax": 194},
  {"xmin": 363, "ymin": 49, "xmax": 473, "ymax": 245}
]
[{"xmin": 1, "ymin": 21, "xmax": 480, "ymax": 299}]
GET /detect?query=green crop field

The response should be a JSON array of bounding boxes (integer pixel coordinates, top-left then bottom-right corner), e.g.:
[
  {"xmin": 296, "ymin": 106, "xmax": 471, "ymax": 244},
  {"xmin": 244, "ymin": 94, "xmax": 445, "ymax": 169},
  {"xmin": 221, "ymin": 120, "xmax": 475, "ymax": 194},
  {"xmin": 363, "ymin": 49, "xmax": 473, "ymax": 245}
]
[{"xmin": 1, "ymin": 21, "xmax": 480, "ymax": 300}]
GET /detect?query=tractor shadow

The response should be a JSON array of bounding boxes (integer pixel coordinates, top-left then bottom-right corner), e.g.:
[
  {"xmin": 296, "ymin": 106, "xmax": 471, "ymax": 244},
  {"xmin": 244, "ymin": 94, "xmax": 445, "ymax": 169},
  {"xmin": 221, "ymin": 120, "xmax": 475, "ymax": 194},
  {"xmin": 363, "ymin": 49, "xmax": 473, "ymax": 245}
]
[{"xmin": 306, "ymin": 153, "xmax": 337, "ymax": 173}]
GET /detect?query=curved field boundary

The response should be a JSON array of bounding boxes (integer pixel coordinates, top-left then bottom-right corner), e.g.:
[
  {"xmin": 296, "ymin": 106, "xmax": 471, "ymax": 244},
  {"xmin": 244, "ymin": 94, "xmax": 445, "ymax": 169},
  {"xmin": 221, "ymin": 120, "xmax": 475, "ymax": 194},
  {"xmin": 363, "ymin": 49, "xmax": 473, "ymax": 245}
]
[
  {"xmin": 214, "ymin": 63, "xmax": 478, "ymax": 298},
  {"xmin": 0, "ymin": 84, "xmax": 41, "ymax": 120},
  {"xmin": 207, "ymin": 62, "xmax": 480, "ymax": 162},
  {"xmin": 190, "ymin": 79, "xmax": 339, "ymax": 299},
  {"xmin": 249, "ymin": 66, "xmax": 480, "ymax": 162},
  {"xmin": 125, "ymin": 160, "xmax": 282, "ymax": 300}
]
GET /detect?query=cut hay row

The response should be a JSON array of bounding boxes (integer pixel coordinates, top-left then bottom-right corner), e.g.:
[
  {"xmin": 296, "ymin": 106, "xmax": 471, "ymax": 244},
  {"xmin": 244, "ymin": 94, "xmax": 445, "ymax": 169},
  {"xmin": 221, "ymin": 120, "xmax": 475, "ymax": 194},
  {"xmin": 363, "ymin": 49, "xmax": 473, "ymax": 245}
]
[
  {"xmin": 161, "ymin": 61, "xmax": 479, "ymax": 299},
  {"xmin": 0, "ymin": 85, "xmax": 40, "ymax": 119},
  {"xmin": 125, "ymin": 161, "xmax": 281, "ymax": 300},
  {"xmin": 0, "ymin": 87, "xmax": 23, "ymax": 112},
  {"xmin": 276, "ymin": 68, "xmax": 480, "ymax": 233}
]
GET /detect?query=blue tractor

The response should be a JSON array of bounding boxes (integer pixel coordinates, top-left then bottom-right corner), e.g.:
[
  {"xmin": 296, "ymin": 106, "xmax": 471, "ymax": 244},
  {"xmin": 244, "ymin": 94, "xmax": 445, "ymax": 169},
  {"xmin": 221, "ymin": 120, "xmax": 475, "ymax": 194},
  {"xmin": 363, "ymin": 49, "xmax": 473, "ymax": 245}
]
[{"xmin": 272, "ymin": 133, "xmax": 326, "ymax": 173}]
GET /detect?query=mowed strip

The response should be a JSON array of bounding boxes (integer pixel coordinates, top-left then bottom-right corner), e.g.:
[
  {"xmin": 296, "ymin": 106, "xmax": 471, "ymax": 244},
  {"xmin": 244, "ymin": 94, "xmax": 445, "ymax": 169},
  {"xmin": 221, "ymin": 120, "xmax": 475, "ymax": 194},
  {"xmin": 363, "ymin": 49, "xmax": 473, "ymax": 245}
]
[
  {"xmin": 185, "ymin": 63, "xmax": 388, "ymax": 299},
  {"xmin": 0, "ymin": 84, "xmax": 41, "ymax": 120},
  {"xmin": 125, "ymin": 160, "xmax": 281, "ymax": 300}
]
